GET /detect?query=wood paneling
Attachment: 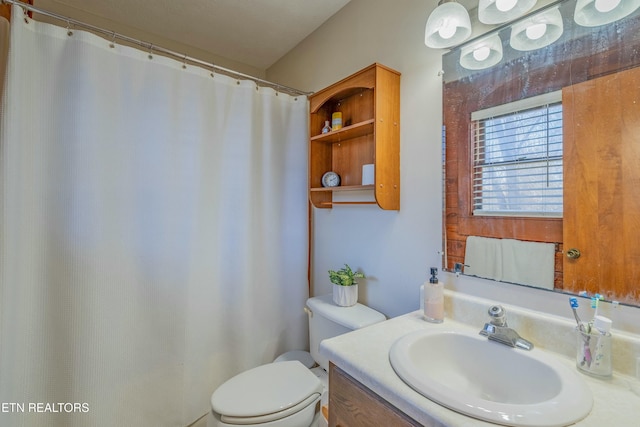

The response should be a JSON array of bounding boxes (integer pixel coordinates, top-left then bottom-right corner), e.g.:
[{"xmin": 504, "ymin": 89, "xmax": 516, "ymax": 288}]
[
  {"xmin": 563, "ymin": 67, "xmax": 640, "ymax": 301},
  {"xmin": 374, "ymin": 64, "xmax": 401, "ymax": 210},
  {"xmin": 328, "ymin": 363, "xmax": 421, "ymax": 427}
]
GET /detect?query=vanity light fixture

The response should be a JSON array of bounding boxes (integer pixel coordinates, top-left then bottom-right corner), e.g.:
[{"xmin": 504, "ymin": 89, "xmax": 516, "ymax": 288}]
[
  {"xmin": 574, "ymin": 0, "xmax": 640, "ymax": 26},
  {"xmin": 478, "ymin": 0, "xmax": 538, "ymax": 24},
  {"xmin": 459, "ymin": 33, "xmax": 504, "ymax": 70},
  {"xmin": 510, "ymin": 6, "xmax": 564, "ymax": 51},
  {"xmin": 425, "ymin": 0, "xmax": 472, "ymax": 48}
]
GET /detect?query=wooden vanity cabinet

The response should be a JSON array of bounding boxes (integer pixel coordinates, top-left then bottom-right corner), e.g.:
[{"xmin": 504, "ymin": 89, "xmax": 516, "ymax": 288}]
[
  {"xmin": 328, "ymin": 363, "xmax": 421, "ymax": 427},
  {"xmin": 309, "ymin": 63, "xmax": 400, "ymax": 209}
]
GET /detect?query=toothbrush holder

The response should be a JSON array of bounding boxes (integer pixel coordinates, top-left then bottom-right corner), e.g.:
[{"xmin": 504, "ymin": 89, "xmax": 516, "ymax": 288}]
[{"xmin": 575, "ymin": 326, "xmax": 612, "ymax": 378}]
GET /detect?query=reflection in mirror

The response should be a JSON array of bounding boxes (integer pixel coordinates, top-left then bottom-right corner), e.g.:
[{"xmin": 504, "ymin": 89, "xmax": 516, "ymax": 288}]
[{"xmin": 442, "ymin": 0, "xmax": 640, "ymax": 306}]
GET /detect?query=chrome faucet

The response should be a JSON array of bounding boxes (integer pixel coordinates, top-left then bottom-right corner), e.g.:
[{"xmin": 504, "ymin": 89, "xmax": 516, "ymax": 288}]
[{"xmin": 479, "ymin": 305, "xmax": 534, "ymax": 351}]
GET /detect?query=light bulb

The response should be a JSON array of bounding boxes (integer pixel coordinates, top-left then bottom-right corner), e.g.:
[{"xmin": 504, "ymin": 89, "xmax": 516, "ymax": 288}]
[
  {"xmin": 438, "ymin": 20, "xmax": 457, "ymax": 39},
  {"xmin": 526, "ymin": 23, "xmax": 547, "ymax": 40},
  {"xmin": 594, "ymin": 0, "xmax": 621, "ymax": 13},
  {"xmin": 473, "ymin": 46, "xmax": 491, "ymax": 61},
  {"xmin": 496, "ymin": 0, "xmax": 518, "ymax": 12}
]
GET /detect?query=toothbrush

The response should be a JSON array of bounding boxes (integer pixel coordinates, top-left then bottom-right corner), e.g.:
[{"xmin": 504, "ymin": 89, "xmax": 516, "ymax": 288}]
[
  {"xmin": 570, "ymin": 298, "xmax": 592, "ymax": 367},
  {"xmin": 570, "ymin": 298, "xmax": 585, "ymax": 332},
  {"xmin": 590, "ymin": 294, "xmax": 604, "ymax": 325},
  {"xmin": 587, "ymin": 294, "xmax": 604, "ymax": 332}
]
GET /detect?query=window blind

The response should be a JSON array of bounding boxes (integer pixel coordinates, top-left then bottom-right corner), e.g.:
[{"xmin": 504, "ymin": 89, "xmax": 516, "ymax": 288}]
[{"xmin": 471, "ymin": 92, "xmax": 563, "ymax": 217}]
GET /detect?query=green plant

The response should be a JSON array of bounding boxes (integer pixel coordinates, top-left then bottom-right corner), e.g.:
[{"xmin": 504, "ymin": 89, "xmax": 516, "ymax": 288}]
[{"xmin": 328, "ymin": 264, "xmax": 365, "ymax": 287}]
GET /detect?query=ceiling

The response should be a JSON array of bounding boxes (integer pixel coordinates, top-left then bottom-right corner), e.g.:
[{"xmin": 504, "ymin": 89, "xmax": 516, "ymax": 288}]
[{"xmin": 38, "ymin": 0, "xmax": 352, "ymax": 70}]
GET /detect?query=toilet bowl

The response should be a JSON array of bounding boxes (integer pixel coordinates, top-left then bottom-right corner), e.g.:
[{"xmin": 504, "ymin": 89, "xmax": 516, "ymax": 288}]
[{"xmin": 207, "ymin": 294, "xmax": 386, "ymax": 427}]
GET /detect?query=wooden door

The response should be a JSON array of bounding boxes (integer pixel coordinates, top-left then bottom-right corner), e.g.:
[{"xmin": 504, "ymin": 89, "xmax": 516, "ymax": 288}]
[{"xmin": 563, "ymin": 66, "xmax": 640, "ymax": 302}]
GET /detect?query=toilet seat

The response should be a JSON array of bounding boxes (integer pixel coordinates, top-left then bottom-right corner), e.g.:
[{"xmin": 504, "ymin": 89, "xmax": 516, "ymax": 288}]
[
  {"xmin": 211, "ymin": 360, "xmax": 322, "ymax": 425},
  {"xmin": 220, "ymin": 394, "xmax": 319, "ymax": 425}
]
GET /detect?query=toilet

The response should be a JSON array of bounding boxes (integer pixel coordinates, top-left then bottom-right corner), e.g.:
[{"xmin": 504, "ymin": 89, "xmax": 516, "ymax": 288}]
[{"xmin": 207, "ymin": 294, "xmax": 386, "ymax": 427}]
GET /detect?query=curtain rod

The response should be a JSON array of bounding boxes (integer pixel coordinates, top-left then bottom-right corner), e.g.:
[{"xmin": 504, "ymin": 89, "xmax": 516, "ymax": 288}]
[{"xmin": 2, "ymin": 0, "xmax": 312, "ymax": 97}]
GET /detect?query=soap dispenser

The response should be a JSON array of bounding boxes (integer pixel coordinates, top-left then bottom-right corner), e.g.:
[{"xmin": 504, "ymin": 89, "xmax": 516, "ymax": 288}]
[{"xmin": 424, "ymin": 267, "xmax": 444, "ymax": 323}]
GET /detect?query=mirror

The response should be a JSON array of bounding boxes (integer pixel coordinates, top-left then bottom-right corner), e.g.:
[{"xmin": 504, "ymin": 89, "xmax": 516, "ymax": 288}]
[{"xmin": 442, "ymin": 0, "xmax": 640, "ymax": 306}]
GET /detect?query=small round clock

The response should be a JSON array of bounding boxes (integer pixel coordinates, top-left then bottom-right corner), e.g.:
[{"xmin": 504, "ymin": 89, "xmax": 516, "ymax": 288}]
[{"xmin": 321, "ymin": 171, "xmax": 341, "ymax": 187}]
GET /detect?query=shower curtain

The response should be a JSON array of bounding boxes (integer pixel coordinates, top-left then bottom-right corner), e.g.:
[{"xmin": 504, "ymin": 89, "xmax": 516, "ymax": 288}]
[{"xmin": 0, "ymin": 6, "xmax": 309, "ymax": 427}]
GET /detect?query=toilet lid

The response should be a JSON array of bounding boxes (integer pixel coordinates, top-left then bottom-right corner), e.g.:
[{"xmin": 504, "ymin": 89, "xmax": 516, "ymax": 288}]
[
  {"xmin": 273, "ymin": 350, "xmax": 315, "ymax": 368},
  {"xmin": 211, "ymin": 360, "xmax": 323, "ymax": 421}
]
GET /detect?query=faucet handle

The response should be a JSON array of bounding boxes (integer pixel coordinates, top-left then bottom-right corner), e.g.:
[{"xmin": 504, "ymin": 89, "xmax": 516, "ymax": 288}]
[
  {"xmin": 488, "ymin": 305, "xmax": 507, "ymax": 327},
  {"xmin": 479, "ymin": 323, "xmax": 496, "ymax": 336},
  {"xmin": 480, "ymin": 305, "xmax": 534, "ymax": 351}
]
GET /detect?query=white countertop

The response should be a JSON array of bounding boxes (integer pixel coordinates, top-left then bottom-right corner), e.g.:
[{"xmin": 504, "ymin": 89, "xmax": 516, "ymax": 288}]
[{"xmin": 320, "ymin": 310, "xmax": 640, "ymax": 427}]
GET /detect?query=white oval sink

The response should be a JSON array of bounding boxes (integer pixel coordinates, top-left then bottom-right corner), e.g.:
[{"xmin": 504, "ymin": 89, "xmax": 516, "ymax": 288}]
[{"xmin": 389, "ymin": 329, "xmax": 593, "ymax": 427}]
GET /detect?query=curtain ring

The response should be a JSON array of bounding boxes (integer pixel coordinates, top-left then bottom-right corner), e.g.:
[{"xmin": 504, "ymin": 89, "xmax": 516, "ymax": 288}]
[
  {"xmin": 210, "ymin": 63, "xmax": 215, "ymax": 78},
  {"xmin": 109, "ymin": 31, "xmax": 116, "ymax": 48},
  {"xmin": 66, "ymin": 20, "xmax": 73, "ymax": 37},
  {"xmin": 148, "ymin": 44, "xmax": 154, "ymax": 60},
  {"xmin": 182, "ymin": 54, "xmax": 187, "ymax": 70},
  {"xmin": 22, "ymin": 6, "xmax": 29, "ymax": 24}
]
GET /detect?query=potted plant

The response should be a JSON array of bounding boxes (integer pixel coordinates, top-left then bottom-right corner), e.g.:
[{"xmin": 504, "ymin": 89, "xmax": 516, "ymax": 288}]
[{"xmin": 329, "ymin": 264, "xmax": 365, "ymax": 307}]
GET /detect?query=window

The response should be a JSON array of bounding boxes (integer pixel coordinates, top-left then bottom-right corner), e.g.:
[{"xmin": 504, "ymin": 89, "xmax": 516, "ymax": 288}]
[{"xmin": 471, "ymin": 91, "xmax": 563, "ymax": 217}]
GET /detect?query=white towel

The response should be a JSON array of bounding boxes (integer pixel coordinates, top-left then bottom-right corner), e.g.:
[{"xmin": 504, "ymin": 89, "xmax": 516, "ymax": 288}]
[
  {"xmin": 464, "ymin": 236, "xmax": 555, "ymax": 290},
  {"xmin": 464, "ymin": 236, "xmax": 504, "ymax": 282},
  {"xmin": 502, "ymin": 238, "xmax": 555, "ymax": 290}
]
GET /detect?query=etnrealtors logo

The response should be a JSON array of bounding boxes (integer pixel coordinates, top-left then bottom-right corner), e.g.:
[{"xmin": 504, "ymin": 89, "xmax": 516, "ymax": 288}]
[{"xmin": 1, "ymin": 402, "xmax": 90, "ymax": 413}]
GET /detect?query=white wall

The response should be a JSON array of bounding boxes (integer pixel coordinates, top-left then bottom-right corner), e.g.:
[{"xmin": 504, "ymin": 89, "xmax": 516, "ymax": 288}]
[
  {"xmin": 268, "ymin": 0, "xmax": 444, "ymax": 318},
  {"xmin": 267, "ymin": 0, "xmax": 640, "ymax": 334},
  {"xmin": 34, "ymin": 0, "xmax": 266, "ymax": 78}
]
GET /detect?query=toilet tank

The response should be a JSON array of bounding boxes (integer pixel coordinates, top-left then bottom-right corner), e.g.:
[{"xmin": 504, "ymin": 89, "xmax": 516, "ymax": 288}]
[{"xmin": 306, "ymin": 294, "xmax": 386, "ymax": 370}]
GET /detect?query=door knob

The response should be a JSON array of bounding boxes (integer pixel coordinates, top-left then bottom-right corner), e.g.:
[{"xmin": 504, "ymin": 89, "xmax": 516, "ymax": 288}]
[{"xmin": 566, "ymin": 248, "xmax": 581, "ymax": 259}]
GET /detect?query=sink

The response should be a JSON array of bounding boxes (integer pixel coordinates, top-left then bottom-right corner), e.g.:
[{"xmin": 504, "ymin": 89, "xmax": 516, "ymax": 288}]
[{"xmin": 389, "ymin": 329, "xmax": 593, "ymax": 427}]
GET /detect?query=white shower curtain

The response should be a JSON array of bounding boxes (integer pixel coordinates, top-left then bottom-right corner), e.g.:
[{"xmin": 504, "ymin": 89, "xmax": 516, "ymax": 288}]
[{"xmin": 0, "ymin": 6, "xmax": 309, "ymax": 427}]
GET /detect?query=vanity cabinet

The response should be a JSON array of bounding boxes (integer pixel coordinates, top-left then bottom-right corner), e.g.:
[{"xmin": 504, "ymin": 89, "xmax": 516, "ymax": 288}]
[
  {"xmin": 309, "ymin": 63, "xmax": 400, "ymax": 209},
  {"xmin": 328, "ymin": 363, "xmax": 421, "ymax": 427}
]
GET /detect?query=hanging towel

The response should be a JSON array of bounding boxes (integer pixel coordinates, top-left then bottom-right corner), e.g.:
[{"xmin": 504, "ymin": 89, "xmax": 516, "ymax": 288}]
[
  {"xmin": 502, "ymin": 239, "xmax": 555, "ymax": 290},
  {"xmin": 464, "ymin": 236, "xmax": 504, "ymax": 282},
  {"xmin": 464, "ymin": 236, "xmax": 555, "ymax": 290}
]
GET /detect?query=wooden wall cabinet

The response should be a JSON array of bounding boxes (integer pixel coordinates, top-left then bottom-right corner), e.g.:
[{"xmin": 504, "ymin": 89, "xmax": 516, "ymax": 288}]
[
  {"xmin": 328, "ymin": 363, "xmax": 421, "ymax": 427},
  {"xmin": 309, "ymin": 63, "xmax": 400, "ymax": 209}
]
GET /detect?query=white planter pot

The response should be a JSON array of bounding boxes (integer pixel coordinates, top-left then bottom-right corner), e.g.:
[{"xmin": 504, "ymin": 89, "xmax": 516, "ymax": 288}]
[{"xmin": 332, "ymin": 284, "xmax": 358, "ymax": 307}]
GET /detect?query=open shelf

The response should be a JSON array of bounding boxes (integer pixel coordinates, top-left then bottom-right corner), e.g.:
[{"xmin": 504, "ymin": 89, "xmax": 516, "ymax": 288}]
[
  {"xmin": 310, "ymin": 185, "xmax": 375, "ymax": 192},
  {"xmin": 308, "ymin": 64, "xmax": 400, "ymax": 210},
  {"xmin": 310, "ymin": 119, "xmax": 374, "ymax": 144},
  {"xmin": 318, "ymin": 201, "xmax": 378, "ymax": 206}
]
